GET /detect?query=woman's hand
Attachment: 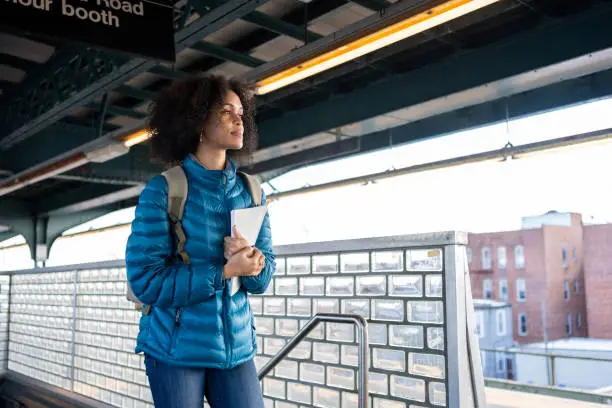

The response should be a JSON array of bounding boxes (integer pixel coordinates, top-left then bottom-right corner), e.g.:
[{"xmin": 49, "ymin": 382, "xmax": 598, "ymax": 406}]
[
  {"xmin": 224, "ymin": 225, "xmax": 250, "ymax": 260},
  {"xmin": 223, "ymin": 247, "xmax": 266, "ymax": 279}
]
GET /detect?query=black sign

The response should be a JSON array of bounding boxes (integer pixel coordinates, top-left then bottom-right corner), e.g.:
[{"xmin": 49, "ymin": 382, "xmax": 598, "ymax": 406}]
[{"xmin": 1, "ymin": 0, "xmax": 176, "ymax": 62}]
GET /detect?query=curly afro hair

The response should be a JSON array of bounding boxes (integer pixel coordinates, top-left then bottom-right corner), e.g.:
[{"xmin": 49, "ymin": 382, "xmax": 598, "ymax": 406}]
[{"xmin": 146, "ymin": 74, "xmax": 258, "ymax": 166}]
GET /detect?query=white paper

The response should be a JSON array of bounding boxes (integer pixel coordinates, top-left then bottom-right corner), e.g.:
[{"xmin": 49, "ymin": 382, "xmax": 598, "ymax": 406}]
[{"xmin": 229, "ymin": 205, "xmax": 268, "ymax": 296}]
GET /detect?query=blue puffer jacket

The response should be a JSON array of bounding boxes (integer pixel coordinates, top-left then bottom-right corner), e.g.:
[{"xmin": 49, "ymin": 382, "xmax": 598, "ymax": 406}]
[{"xmin": 125, "ymin": 154, "xmax": 276, "ymax": 369}]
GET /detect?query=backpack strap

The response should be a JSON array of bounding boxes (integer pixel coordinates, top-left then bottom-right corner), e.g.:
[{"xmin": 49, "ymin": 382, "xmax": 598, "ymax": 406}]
[
  {"xmin": 128, "ymin": 166, "xmax": 190, "ymax": 315},
  {"xmin": 237, "ymin": 171, "xmax": 262, "ymax": 206},
  {"xmin": 162, "ymin": 166, "xmax": 190, "ymax": 265}
]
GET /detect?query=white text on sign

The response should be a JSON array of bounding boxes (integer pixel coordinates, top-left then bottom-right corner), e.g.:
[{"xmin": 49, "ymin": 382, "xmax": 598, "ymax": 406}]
[{"xmin": 5, "ymin": 0, "xmax": 146, "ymax": 28}]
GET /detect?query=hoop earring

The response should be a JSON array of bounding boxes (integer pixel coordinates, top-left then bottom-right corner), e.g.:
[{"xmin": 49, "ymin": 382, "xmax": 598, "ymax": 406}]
[{"xmin": 199, "ymin": 131, "xmax": 204, "ymax": 143}]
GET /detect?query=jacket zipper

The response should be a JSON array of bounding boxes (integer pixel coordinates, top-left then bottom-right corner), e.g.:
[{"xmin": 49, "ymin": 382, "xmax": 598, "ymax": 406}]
[
  {"xmin": 221, "ymin": 173, "xmax": 232, "ymax": 368},
  {"xmin": 169, "ymin": 307, "xmax": 182, "ymax": 355}
]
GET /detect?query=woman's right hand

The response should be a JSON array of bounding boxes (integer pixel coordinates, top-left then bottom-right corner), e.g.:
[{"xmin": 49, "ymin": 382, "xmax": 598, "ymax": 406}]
[{"xmin": 223, "ymin": 246, "xmax": 265, "ymax": 279}]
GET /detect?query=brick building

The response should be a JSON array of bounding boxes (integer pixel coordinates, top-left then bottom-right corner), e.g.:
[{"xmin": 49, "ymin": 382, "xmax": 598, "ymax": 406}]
[
  {"xmin": 583, "ymin": 223, "xmax": 612, "ymax": 339},
  {"xmin": 468, "ymin": 212, "xmax": 588, "ymax": 344}
]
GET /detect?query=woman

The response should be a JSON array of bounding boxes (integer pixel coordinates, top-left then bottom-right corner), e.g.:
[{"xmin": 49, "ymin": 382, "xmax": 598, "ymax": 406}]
[{"xmin": 125, "ymin": 74, "xmax": 276, "ymax": 408}]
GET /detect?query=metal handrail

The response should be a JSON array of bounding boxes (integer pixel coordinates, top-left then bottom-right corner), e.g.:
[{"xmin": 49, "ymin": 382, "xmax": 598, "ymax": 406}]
[
  {"xmin": 257, "ymin": 313, "xmax": 369, "ymax": 408},
  {"xmin": 485, "ymin": 378, "xmax": 612, "ymax": 405},
  {"xmin": 480, "ymin": 347, "xmax": 612, "ymax": 388},
  {"xmin": 480, "ymin": 347, "xmax": 612, "ymax": 363}
]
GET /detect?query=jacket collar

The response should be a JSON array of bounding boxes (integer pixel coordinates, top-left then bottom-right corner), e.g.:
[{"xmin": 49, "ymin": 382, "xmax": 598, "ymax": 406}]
[{"xmin": 183, "ymin": 154, "xmax": 237, "ymax": 188}]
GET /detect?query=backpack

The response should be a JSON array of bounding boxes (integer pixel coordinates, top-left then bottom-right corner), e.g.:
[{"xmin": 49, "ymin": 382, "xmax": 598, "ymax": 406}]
[{"xmin": 126, "ymin": 165, "xmax": 263, "ymax": 314}]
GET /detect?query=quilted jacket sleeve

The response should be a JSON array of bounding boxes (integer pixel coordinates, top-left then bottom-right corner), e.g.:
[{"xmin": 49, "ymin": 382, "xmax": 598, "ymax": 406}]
[
  {"xmin": 240, "ymin": 190, "xmax": 277, "ymax": 294},
  {"xmin": 125, "ymin": 175, "xmax": 224, "ymax": 308}
]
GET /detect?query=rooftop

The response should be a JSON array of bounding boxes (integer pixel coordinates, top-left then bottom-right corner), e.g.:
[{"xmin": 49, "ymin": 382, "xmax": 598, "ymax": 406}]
[{"xmin": 473, "ymin": 299, "xmax": 511, "ymax": 309}]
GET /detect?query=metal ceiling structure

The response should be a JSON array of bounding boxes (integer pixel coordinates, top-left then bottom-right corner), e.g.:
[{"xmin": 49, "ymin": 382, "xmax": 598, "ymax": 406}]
[{"xmin": 1, "ymin": 0, "xmax": 612, "ymax": 261}]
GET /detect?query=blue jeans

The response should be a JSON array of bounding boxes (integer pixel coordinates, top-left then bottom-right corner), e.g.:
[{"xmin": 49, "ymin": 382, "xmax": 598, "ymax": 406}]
[{"xmin": 144, "ymin": 355, "xmax": 264, "ymax": 408}]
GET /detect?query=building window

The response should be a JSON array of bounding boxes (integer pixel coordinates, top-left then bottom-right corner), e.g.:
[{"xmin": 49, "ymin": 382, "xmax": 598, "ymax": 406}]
[
  {"xmin": 574, "ymin": 279, "xmax": 580, "ymax": 295},
  {"xmin": 566, "ymin": 312, "xmax": 573, "ymax": 336},
  {"xmin": 562, "ymin": 247, "xmax": 568, "ymax": 268},
  {"xmin": 467, "ymin": 248, "xmax": 472, "ymax": 264},
  {"xmin": 514, "ymin": 245, "xmax": 525, "ymax": 269},
  {"xmin": 498, "ymin": 246, "xmax": 507, "ymax": 269},
  {"xmin": 499, "ymin": 279, "xmax": 508, "ymax": 301},
  {"xmin": 496, "ymin": 309, "xmax": 507, "ymax": 336},
  {"xmin": 482, "ymin": 247, "xmax": 491, "ymax": 270},
  {"xmin": 518, "ymin": 313, "xmax": 527, "ymax": 336},
  {"xmin": 483, "ymin": 279, "xmax": 493, "ymax": 299},
  {"xmin": 476, "ymin": 311, "xmax": 485, "ymax": 338},
  {"xmin": 564, "ymin": 280, "xmax": 570, "ymax": 301},
  {"xmin": 572, "ymin": 247, "xmax": 577, "ymax": 260},
  {"xmin": 577, "ymin": 312, "xmax": 582, "ymax": 329},
  {"xmin": 516, "ymin": 279, "xmax": 526, "ymax": 301}
]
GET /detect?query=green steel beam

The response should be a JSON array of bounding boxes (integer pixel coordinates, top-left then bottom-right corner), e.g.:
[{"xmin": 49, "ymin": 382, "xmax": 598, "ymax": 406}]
[
  {"xmin": 149, "ymin": 65, "xmax": 191, "ymax": 79},
  {"xmin": 30, "ymin": 147, "xmax": 160, "ymax": 214},
  {"xmin": 0, "ymin": 54, "xmax": 38, "ymax": 72},
  {"xmin": 190, "ymin": 41, "xmax": 265, "ymax": 67},
  {"xmin": 0, "ymin": 45, "xmax": 127, "ymax": 150},
  {"xmin": 0, "ymin": 230, "xmax": 18, "ymax": 243},
  {"xmin": 65, "ymin": 147, "xmax": 162, "ymax": 184},
  {"xmin": 242, "ymin": 11, "xmax": 322, "ymax": 42},
  {"xmin": 0, "ymin": 79, "xmax": 16, "ymax": 90},
  {"xmin": 115, "ymin": 85, "xmax": 156, "ymax": 101},
  {"xmin": 350, "ymin": 0, "xmax": 391, "ymax": 11},
  {"xmin": 0, "ymin": 122, "xmax": 97, "ymax": 173},
  {"xmin": 258, "ymin": 68, "xmax": 612, "ymax": 174},
  {"xmin": 0, "ymin": 188, "xmax": 134, "ymax": 260},
  {"xmin": 257, "ymin": 3, "xmax": 612, "ymax": 149},
  {"xmin": 0, "ymin": 198, "xmax": 31, "ymax": 225},
  {"xmin": 35, "ymin": 184, "xmax": 128, "ymax": 215},
  {"xmin": 43, "ymin": 208, "xmax": 126, "ymax": 259},
  {"xmin": 0, "ymin": 199, "xmax": 36, "ymax": 260},
  {"xmin": 0, "ymin": 133, "xmax": 160, "ymax": 194},
  {"xmin": 194, "ymin": 0, "xmax": 321, "ymax": 42},
  {"xmin": 87, "ymin": 103, "xmax": 147, "ymax": 120},
  {"xmin": 45, "ymin": 185, "xmax": 143, "ymax": 216},
  {"xmin": 245, "ymin": 137, "xmax": 360, "ymax": 174}
]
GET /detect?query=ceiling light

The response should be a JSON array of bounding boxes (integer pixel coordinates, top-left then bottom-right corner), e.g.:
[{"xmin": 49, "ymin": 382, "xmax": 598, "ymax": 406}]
[
  {"xmin": 123, "ymin": 130, "xmax": 151, "ymax": 147},
  {"xmin": 256, "ymin": 0, "xmax": 501, "ymax": 95}
]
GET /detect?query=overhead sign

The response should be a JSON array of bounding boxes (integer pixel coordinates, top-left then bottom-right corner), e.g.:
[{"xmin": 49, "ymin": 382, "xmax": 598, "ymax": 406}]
[{"xmin": 1, "ymin": 0, "xmax": 176, "ymax": 62}]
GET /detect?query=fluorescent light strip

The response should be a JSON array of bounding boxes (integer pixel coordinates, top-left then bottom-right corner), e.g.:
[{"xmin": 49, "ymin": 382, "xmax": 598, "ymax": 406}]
[
  {"xmin": 123, "ymin": 130, "xmax": 151, "ymax": 147},
  {"xmin": 256, "ymin": 0, "xmax": 501, "ymax": 95},
  {"xmin": 0, "ymin": 129, "xmax": 154, "ymax": 197}
]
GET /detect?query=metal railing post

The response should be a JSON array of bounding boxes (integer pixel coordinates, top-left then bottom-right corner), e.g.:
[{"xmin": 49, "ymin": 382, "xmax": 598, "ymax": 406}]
[
  {"xmin": 70, "ymin": 269, "xmax": 78, "ymax": 390},
  {"xmin": 257, "ymin": 313, "xmax": 369, "ymax": 408},
  {"xmin": 550, "ymin": 355, "xmax": 556, "ymax": 387}
]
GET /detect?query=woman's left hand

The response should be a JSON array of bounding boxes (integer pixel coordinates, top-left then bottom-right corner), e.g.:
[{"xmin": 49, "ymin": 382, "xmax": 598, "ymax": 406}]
[{"xmin": 224, "ymin": 225, "xmax": 250, "ymax": 260}]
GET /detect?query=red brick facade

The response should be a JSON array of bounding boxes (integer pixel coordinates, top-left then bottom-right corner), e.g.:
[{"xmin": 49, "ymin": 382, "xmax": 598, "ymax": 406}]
[
  {"xmin": 583, "ymin": 224, "xmax": 612, "ymax": 339},
  {"xmin": 468, "ymin": 213, "xmax": 589, "ymax": 344}
]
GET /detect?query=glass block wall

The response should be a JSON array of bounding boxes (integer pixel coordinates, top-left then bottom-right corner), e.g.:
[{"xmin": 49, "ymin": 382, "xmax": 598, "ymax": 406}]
[
  {"xmin": 6, "ymin": 263, "xmax": 152, "ymax": 408},
  {"xmin": 0, "ymin": 275, "xmax": 9, "ymax": 375},
  {"xmin": 253, "ymin": 234, "xmax": 460, "ymax": 408},
  {"xmin": 8, "ymin": 270, "xmax": 75, "ymax": 390},
  {"xmin": 1, "ymin": 232, "xmax": 479, "ymax": 408}
]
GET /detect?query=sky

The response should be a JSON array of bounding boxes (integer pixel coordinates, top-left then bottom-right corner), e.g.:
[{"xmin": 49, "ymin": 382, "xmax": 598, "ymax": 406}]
[{"xmin": 2, "ymin": 95, "xmax": 612, "ymax": 269}]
